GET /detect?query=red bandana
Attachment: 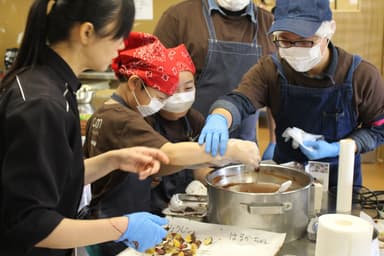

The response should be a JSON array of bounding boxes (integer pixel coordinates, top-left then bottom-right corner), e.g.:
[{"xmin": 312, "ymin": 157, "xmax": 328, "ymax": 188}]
[
  {"xmin": 111, "ymin": 32, "xmax": 179, "ymax": 96},
  {"xmin": 169, "ymin": 44, "xmax": 196, "ymax": 75}
]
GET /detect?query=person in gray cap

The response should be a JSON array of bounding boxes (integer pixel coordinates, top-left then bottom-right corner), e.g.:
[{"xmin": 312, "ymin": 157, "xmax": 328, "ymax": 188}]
[{"xmin": 197, "ymin": 0, "xmax": 384, "ymax": 189}]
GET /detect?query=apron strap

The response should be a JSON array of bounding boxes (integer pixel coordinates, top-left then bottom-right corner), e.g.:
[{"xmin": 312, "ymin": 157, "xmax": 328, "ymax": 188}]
[
  {"xmin": 111, "ymin": 92, "xmax": 130, "ymax": 108},
  {"xmin": 153, "ymin": 114, "xmax": 194, "ymax": 142},
  {"xmin": 271, "ymin": 53, "xmax": 362, "ymax": 86},
  {"xmin": 344, "ymin": 55, "xmax": 362, "ymax": 84},
  {"xmin": 201, "ymin": 0, "xmax": 258, "ymax": 44},
  {"xmin": 271, "ymin": 53, "xmax": 288, "ymax": 82},
  {"xmin": 202, "ymin": 0, "xmax": 217, "ymax": 40}
]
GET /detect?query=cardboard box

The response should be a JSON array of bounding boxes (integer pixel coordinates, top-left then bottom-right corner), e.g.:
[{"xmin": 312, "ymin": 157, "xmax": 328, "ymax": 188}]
[{"xmin": 361, "ymin": 150, "xmax": 377, "ymax": 163}]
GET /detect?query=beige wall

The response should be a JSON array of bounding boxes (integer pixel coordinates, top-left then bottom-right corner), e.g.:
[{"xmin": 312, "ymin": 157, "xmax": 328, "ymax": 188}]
[
  {"xmin": 1, "ymin": 0, "xmax": 383, "ymax": 72},
  {"xmin": 0, "ymin": 0, "xmax": 33, "ymax": 72},
  {"xmin": 0, "ymin": 0, "xmax": 182, "ymax": 72},
  {"xmin": 132, "ymin": 0, "xmax": 182, "ymax": 33},
  {"xmin": 332, "ymin": 0, "xmax": 384, "ymax": 73}
]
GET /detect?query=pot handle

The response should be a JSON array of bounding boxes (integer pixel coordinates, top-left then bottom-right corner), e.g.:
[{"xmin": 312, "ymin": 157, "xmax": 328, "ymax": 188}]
[{"xmin": 240, "ymin": 202, "xmax": 292, "ymax": 215}]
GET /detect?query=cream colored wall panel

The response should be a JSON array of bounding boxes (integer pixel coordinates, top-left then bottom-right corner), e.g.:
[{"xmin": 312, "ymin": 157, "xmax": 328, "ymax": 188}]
[{"xmin": 332, "ymin": 0, "xmax": 384, "ymax": 71}]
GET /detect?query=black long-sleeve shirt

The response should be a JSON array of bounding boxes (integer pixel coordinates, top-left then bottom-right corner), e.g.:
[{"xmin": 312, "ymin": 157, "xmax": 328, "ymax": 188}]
[{"xmin": 0, "ymin": 47, "xmax": 84, "ymax": 255}]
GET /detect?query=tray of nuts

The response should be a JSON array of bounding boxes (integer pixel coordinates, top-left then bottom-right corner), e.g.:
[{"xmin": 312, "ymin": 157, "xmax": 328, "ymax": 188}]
[
  {"xmin": 145, "ymin": 231, "xmax": 212, "ymax": 256},
  {"xmin": 117, "ymin": 217, "xmax": 286, "ymax": 256}
]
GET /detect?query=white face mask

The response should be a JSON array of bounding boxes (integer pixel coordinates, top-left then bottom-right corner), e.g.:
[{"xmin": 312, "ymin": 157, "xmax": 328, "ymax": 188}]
[
  {"xmin": 132, "ymin": 85, "xmax": 165, "ymax": 117},
  {"xmin": 216, "ymin": 0, "xmax": 250, "ymax": 11},
  {"xmin": 279, "ymin": 39, "xmax": 325, "ymax": 72},
  {"xmin": 162, "ymin": 89, "xmax": 195, "ymax": 113}
]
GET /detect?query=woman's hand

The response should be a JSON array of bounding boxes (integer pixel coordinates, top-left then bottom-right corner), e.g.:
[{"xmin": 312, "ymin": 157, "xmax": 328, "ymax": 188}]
[
  {"xmin": 115, "ymin": 147, "xmax": 170, "ymax": 180},
  {"xmin": 84, "ymin": 146, "xmax": 169, "ymax": 184},
  {"xmin": 116, "ymin": 212, "xmax": 168, "ymax": 252}
]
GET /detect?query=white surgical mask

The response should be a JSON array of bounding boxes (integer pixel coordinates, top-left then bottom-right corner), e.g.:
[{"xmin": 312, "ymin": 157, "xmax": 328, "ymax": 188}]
[
  {"xmin": 279, "ymin": 39, "xmax": 325, "ymax": 72},
  {"xmin": 216, "ymin": 0, "xmax": 250, "ymax": 11},
  {"xmin": 132, "ymin": 84, "xmax": 165, "ymax": 117},
  {"xmin": 162, "ymin": 89, "xmax": 195, "ymax": 113}
]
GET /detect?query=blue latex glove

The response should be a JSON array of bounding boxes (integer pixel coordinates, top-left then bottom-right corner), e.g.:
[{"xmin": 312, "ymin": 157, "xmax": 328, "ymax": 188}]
[
  {"xmin": 198, "ymin": 114, "xmax": 229, "ymax": 156},
  {"xmin": 299, "ymin": 140, "xmax": 340, "ymax": 160},
  {"xmin": 262, "ymin": 143, "xmax": 276, "ymax": 160},
  {"xmin": 117, "ymin": 212, "xmax": 168, "ymax": 252}
]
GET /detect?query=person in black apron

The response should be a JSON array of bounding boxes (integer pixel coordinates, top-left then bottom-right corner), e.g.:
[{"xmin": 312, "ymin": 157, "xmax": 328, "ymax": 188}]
[
  {"xmin": 147, "ymin": 56, "xmax": 205, "ymax": 215},
  {"xmin": 149, "ymin": 114, "xmax": 198, "ymax": 215},
  {"xmin": 198, "ymin": 0, "xmax": 384, "ymax": 189}
]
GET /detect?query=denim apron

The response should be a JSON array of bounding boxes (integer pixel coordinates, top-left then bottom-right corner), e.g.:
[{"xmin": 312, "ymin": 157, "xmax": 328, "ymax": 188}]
[
  {"xmin": 271, "ymin": 54, "xmax": 362, "ymax": 188},
  {"xmin": 194, "ymin": 0, "xmax": 263, "ymax": 141},
  {"xmin": 150, "ymin": 114, "xmax": 194, "ymax": 215}
]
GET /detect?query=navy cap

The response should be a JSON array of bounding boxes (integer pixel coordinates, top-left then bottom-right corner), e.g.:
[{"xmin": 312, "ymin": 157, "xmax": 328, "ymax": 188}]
[{"xmin": 268, "ymin": 0, "xmax": 333, "ymax": 38}]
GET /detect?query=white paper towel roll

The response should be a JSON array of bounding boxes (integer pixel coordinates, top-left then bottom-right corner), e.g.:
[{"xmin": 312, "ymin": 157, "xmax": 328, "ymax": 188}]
[
  {"xmin": 315, "ymin": 214, "xmax": 373, "ymax": 256},
  {"xmin": 336, "ymin": 139, "xmax": 355, "ymax": 213}
]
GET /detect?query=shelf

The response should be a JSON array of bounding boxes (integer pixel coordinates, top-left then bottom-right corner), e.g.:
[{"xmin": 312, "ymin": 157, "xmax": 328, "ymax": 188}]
[{"xmin": 78, "ymin": 71, "xmax": 116, "ymax": 80}]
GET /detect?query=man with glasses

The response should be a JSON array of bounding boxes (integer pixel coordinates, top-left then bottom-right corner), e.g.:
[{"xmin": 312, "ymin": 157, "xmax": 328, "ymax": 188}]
[{"xmin": 198, "ymin": 0, "xmax": 384, "ymax": 189}]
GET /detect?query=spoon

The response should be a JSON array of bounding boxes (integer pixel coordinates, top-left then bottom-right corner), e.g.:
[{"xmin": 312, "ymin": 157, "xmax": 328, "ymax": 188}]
[{"xmin": 276, "ymin": 180, "xmax": 292, "ymax": 193}]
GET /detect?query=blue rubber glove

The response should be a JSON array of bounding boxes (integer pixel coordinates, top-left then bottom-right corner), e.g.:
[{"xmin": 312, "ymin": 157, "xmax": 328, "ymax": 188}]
[
  {"xmin": 198, "ymin": 114, "xmax": 229, "ymax": 157},
  {"xmin": 117, "ymin": 212, "xmax": 168, "ymax": 252},
  {"xmin": 262, "ymin": 143, "xmax": 276, "ymax": 160},
  {"xmin": 299, "ymin": 140, "xmax": 340, "ymax": 160}
]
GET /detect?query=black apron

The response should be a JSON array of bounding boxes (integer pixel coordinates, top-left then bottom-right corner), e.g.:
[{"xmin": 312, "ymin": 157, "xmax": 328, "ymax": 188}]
[{"xmin": 150, "ymin": 113, "xmax": 194, "ymax": 215}]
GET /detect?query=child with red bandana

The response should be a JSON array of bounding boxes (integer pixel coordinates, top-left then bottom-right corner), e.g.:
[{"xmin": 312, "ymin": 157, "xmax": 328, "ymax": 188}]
[{"xmin": 83, "ymin": 32, "xmax": 260, "ymax": 255}]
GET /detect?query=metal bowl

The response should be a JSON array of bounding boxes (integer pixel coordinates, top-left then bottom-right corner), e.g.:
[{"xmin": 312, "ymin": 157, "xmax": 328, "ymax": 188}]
[
  {"xmin": 206, "ymin": 163, "xmax": 313, "ymax": 242},
  {"xmin": 76, "ymin": 86, "xmax": 95, "ymax": 104}
]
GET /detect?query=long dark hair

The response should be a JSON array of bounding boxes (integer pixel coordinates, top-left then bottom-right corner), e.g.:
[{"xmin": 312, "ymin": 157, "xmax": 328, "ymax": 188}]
[{"xmin": 1, "ymin": 0, "xmax": 135, "ymax": 91}]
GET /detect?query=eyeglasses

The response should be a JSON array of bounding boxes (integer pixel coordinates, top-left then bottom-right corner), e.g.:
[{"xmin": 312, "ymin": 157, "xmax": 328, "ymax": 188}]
[{"xmin": 273, "ymin": 39, "xmax": 317, "ymax": 48}]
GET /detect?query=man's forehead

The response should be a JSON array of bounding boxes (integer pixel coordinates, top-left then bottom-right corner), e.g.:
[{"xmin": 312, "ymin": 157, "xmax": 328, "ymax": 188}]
[{"xmin": 277, "ymin": 31, "xmax": 317, "ymax": 40}]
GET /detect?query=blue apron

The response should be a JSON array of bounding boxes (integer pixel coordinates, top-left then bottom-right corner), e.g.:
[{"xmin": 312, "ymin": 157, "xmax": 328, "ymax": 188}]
[
  {"xmin": 194, "ymin": 0, "xmax": 262, "ymax": 141},
  {"xmin": 150, "ymin": 114, "xmax": 194, "ymax": 215},
  {"xmin": 271, "ymin": 54, "xmax": 362, "ymax": 188}
]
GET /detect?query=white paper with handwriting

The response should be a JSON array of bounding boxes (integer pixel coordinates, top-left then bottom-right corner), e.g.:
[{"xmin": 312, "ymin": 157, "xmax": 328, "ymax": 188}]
[{"xmin": 117, "ymin": 217, "xmax": 286, "ymax": 256}]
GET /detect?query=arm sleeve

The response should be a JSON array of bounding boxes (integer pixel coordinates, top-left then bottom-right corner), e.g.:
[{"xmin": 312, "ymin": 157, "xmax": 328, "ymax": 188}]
[
  {"xmin": 119, "ymin": 112, "xmax": 169, "ymax": 149},
  {"xmin": 2, "ymin": 98, "xmax": 71, "ymax": 248},
  {"xmin": 349, "ymin": 115, "xmax": 384, "ymax": 154},
  {"xmin": 209, "ymin": 57, "xmax": 274, "ymax": 131},
  {"xmin": 348, "ymin": 61, "xmax": 384, "ymax": 153},
  {"xmin": 210, "ymin": 93, "xmax": 256, "ymax": 132}
]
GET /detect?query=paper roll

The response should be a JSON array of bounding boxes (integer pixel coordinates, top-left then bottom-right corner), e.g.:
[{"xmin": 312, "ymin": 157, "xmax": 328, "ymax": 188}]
[
  {"xmin": 315, "ymin": 214, "xmax": 373, "ymax": 256},
  {"xmin": 336, "ymin": 139, "xmax": 355, "ymax": 213}
]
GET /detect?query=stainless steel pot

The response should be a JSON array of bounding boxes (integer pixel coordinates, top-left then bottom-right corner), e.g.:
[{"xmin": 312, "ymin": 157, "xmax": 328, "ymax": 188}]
[{"xmin": 206, "ymin": 163, "xmax": 313, "ymax": 242}]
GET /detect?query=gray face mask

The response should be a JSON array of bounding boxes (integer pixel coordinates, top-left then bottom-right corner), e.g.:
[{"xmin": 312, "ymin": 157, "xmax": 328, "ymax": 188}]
[{"xmin": 132, "ymin": 84, "xmax": 165, "ymax": 117}]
